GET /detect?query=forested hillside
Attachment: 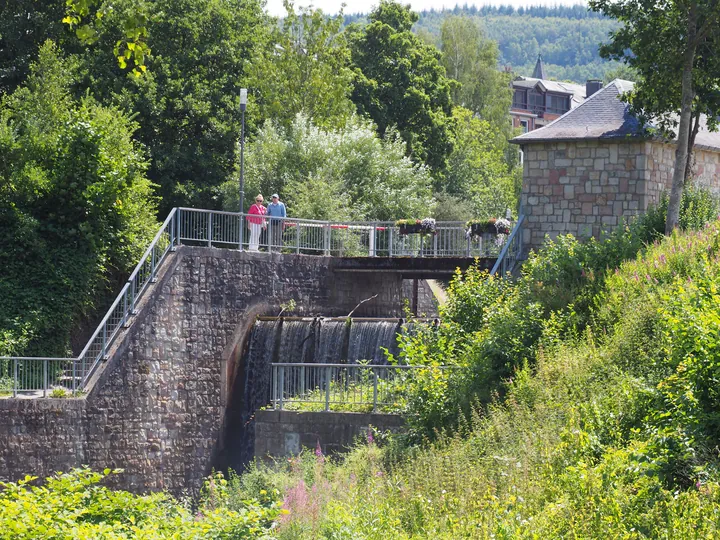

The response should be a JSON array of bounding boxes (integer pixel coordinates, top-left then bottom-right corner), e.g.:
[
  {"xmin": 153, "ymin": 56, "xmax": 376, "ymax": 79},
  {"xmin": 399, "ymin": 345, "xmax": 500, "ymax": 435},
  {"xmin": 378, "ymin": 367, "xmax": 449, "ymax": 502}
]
[{"xmin": 411, "ymin": 4, "xmax": 623, "ymax": 82}]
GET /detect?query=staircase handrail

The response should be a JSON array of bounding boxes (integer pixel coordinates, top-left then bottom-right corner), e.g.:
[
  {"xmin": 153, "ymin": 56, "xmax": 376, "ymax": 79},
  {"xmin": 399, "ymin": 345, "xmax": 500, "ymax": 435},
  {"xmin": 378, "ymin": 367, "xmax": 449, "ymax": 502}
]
[{"xmin": 490, "ymin": 214, "xmax": 525, "ymax": 276}]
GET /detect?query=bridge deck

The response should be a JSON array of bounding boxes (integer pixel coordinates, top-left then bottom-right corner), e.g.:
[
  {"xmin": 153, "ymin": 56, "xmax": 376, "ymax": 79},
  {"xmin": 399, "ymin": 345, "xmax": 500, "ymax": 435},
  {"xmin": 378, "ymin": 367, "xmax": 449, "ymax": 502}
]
[{"xmin": 333, "ymin": 256, "xmax": 493, "ymax": 278}]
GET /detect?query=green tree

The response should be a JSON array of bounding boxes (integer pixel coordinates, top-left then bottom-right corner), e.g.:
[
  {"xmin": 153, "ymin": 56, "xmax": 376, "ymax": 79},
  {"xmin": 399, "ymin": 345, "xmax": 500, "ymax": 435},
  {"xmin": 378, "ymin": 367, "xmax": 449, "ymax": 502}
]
[
  {"xmin": 221, "ymin": 114, "xmax": 434, "ymax": 222},
  {"xmin": 446, "ymin": 107, "xmax": 520, "ymax": 219},
  {"xmin": 590, "ymin": 0, "xmax": 720, "ymax": 234},
  {"xmin": 249, "ymin": 1, "xmax": 355, "ymax": 130},
  {"xmin": 63, "ymin": 0, "xmax": 151, "ymax": 75},
  {"xmin": 77, "ymin": 0, "xmax": 269, "ymax": 215},
  {"xmin": 0, "ymin": 42, "xmax": 157, "ymax": 356},
  {"xmin": 440, "ymin": 16, "xmax": 512, "ymax": 131},
  {"xmin": 0, "ymin": 0, "xmax": 75, "ymax": 94},
  {"xmin": 347, "ymin": 1, "xmax": 455, "ymax": 182}
]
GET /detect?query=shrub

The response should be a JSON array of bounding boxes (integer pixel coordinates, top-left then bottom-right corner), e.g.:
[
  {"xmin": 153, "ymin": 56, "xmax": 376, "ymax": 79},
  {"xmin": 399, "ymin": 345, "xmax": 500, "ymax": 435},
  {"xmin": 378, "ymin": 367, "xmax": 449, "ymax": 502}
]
[{"xmin": 0, "ymin": 468, "xmax": 281, "ymax": 539}]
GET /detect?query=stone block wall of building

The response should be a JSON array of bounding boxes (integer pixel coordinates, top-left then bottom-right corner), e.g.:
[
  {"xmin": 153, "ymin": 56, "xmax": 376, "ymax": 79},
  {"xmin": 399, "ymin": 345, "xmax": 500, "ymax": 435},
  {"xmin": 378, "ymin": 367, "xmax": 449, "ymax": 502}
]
[
  {"xmin": 0, "ymin": 247, "xmax": 406, "ymax": 495},
  {"xmin": 520, "ymin": 140, "xmax": 649, "ymax": 253},
  {"xmin": 521, "ymin": 139, "xmax": 720, "ymax": 254},
  {"xmin": 647, "ymin": 142, "xmax": 720, "ymax": 199}
]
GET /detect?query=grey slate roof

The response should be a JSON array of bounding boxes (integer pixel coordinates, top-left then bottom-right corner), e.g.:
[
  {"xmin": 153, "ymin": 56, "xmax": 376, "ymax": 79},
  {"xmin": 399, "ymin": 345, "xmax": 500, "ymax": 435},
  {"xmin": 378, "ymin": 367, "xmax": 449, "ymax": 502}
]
[{"xmin": 512, "ymin": 79, "xmax": 720, "ymax": 152}]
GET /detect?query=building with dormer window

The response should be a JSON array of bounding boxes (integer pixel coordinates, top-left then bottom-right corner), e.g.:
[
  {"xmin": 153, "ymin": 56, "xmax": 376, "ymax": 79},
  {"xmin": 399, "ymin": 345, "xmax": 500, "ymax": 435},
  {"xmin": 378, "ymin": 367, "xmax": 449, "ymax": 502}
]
[{"xmin": 511, "ymin": 55, "xmax": 602, "ymax": 132}]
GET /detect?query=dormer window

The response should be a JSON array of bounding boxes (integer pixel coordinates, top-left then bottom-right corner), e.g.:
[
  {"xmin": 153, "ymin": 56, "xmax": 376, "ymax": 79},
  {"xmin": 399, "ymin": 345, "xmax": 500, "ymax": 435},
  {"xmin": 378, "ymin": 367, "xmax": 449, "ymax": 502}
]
[
  {"xmin": 513, "ymin": 89, "xmax": 527, "ymax": 109},
  {"xmin": 547, "ymin": 94, "xmax": 570, "ymax": 114}
]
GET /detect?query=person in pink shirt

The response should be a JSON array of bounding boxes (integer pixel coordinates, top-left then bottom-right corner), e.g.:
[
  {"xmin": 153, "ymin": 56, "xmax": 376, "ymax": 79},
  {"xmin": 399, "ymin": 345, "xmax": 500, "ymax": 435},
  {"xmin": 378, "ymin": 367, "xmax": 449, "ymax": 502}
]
[{"xmin": 247, "ymin": 194, "xmax": 267, "ymax": 252}]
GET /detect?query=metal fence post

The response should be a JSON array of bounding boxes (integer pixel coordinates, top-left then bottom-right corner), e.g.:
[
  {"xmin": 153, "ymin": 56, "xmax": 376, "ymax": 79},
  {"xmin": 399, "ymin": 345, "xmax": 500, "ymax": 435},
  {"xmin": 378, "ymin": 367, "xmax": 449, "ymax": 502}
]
[
  {"xmin": 207, "ymin": 211, "xmax": 213, "ymax": 248},
  {"xmin": 295, "ymin": 222, "xmax": 301, "ymax": 254},
  {"xmin": 370, "ymin": 225, "xmax": 376, "ymax": 256},
  {"xmin": 130, "ymin": 278, "xmax": 137, "ymax": 314},
  {"xmin": 272, "ymin": 364, "xmax": 278, "ymax": 409},
  {"xmin": 72, "ymin": 358, "xmax": 77, "ymax": 395},
  {"xmin": 267, "ymin": 219, "xmax": 273, "ymax": 253},
  {"xmin": 300, "ymin": 364, "xmax": 306, "ymax": 398},
  {"xmin": 372, "ymin": 370, "xmax": 378, "ymax": 412},
  {"xmin": 323, "ymin": 224, "xmax": 331, "ymax": 256},
  {"xmin": 466, "ymin": 235, "xmax": 472, "ymax": 257},
  {"xmin": 122, "ymin": 288, "xmax": 129, "ymax": 328},
  {"xmin": 170, "ymin": 210, "xmax": 176, "ymax": 251},
  {"xmin": 43, "ymin": 359, "xmax": 48, "ymax": 398},
  {"xmin": 177, "ymin": 208, "xmax": 183, "ymax": 246},
  {"xmin": 278, "ymin": 365, "xmax": 284, "ymax": 410},
  {"xmin": 102, "ymin": 322, "xmax": 107, "ymax": 359},
  {"xmin": 433, "ymin": 232, "xmax": 438, "ymax": 257},
  {"xmin": 239, "ymin": 214, "xmax": 244, "ymax": 251},
  {"xmin": 389, "ymin": 227, "xmax": 394, "ymax": 257},
  {"xmin": 150, "ymin": 245, "xmax": 157, "ymax": 282},
  {"xmin": 13, "ymin": 359, "xmax": 17, "ymax": 397},
  {"xmin": 325, "ymin": 366, "xmax": 331, "ymax": 411}
]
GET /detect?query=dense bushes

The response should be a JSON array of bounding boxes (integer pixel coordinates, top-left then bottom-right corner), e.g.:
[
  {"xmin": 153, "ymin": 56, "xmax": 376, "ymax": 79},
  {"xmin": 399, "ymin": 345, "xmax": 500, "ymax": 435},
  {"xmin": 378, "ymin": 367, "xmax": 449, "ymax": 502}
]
[
  {"xmin": 392, "ymin": 187, "xmax": 718, "ymax": 440},
  {"xmin": 0, "ymin": 468, "xmax": 281, "ymax": 539},
  {"xmin": 0, "ymin": 43, "xmax": 157, "ymax": 356},
  {"xmin": 221, "ymin": 114, "xmax": 435, "ymax": 221}
]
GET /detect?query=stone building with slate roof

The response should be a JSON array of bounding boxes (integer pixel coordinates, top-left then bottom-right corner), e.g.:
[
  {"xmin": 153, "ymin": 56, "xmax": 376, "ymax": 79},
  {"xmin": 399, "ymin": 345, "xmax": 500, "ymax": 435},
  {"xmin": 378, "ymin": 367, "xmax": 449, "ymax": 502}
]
[{"xmin": 512, "ymin": 79, "xmax": 720, "ymax": 253}]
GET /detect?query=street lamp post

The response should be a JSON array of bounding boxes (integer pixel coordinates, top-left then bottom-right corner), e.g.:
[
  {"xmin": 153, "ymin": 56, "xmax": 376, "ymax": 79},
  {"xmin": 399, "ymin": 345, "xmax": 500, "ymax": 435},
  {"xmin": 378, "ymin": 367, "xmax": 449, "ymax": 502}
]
[{"xmin": 239, "ymin": 88, "xmax": 247, "ymax": 250}]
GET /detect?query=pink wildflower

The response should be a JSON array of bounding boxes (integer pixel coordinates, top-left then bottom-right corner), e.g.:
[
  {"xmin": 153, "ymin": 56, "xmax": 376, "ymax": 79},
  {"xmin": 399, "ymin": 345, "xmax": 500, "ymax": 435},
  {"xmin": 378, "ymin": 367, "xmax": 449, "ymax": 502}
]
[
  {"xmin": 315, "ymin": 440, "xmax": 325, "ymax": 463},
  {"xmin": 367, "ymin": 430, "xmax": 374, "ymax": 445}
]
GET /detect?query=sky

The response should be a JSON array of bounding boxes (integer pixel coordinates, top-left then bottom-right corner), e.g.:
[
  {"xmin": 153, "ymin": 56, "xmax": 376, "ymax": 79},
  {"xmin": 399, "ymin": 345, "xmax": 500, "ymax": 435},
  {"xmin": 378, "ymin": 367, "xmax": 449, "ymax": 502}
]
[{"xmin": 265, "ymin": 0, "xmax": 587, "ymax": 17}]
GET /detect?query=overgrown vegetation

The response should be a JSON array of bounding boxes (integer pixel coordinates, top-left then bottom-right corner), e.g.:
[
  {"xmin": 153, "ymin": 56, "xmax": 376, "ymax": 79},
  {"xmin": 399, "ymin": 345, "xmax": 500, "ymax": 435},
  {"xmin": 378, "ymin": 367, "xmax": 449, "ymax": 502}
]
[
  {"xmin": 0, "ymin": 43, "xmax": 157, "ymax": 356},
  {"xmin": 233, "ymin": 189, "xmax": 720, "ymax": 538},
  {"xmin": 0, "ymin": 468, "xmax": 281, "ymax": 539}
]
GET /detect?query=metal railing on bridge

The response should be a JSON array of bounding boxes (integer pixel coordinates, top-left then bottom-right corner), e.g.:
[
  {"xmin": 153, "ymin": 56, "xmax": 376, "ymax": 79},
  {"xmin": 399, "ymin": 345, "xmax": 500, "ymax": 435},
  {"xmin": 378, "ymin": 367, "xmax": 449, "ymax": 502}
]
[
  {"xmin": 270, "ymin": 362, "xmax": 453, "ymax": 412},
  {"xmin": 0, "ymin": 208, "xmax": 523, "ymax": 397},
  {"xmin": 177, "ymin": 208, "xmax": 510, "ymax": 258}
]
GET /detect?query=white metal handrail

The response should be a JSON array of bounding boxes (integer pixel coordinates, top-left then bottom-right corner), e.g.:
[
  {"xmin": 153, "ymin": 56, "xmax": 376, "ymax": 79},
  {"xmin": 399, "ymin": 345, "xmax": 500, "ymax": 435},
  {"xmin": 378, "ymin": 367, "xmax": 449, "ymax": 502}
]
[
  {"xmin": 1, "ymin": 208, "xmax": 512, "ymax": 396},
  {"xmin": 177, "ymin": 208, "xmax": 511, "ymax": 258}
]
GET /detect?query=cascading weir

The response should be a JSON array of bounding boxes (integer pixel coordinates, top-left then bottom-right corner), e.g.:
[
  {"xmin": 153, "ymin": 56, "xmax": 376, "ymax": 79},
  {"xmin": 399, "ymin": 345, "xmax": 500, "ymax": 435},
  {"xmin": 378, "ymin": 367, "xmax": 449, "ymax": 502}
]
[{"xmin": 221, "ymin": 316, "xmax": 434, "ymax": 471}]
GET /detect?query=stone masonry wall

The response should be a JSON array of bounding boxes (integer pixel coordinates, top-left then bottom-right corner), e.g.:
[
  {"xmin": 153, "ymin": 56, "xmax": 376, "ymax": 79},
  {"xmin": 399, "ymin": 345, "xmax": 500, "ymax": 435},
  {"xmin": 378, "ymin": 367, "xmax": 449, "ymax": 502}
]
[
  {"xmin": 0, "ymin": 247, "xmax": 405, "ymax": 495},
  {"xmin": 647, "ymin": 142, "xmax": 720, "ymax": 199},
  {"xmin": 521, "ymin": 140, "xmax": 720, "ymax": 254},
  {"xmin": 254, "ymin": 410, "xmax": 405, "ymax": 460},
  {"xmin": 520, "ymin": 140, "xmax": 649, "ymax": 253},
  {"xmin": 0, "ymin": 400, "xmax": 86, "ymax": 482}
]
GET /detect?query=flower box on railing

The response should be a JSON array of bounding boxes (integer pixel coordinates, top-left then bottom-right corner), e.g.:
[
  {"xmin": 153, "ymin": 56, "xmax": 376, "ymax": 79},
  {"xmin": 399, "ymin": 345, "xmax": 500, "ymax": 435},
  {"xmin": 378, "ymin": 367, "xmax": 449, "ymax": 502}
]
[
  {"xmin": 466, "ymin": 218, "xmax": 512, "ymax": 238},
  {"xmin": 396, "ymin": 218, "xmax": 436, "ymax": 235}
]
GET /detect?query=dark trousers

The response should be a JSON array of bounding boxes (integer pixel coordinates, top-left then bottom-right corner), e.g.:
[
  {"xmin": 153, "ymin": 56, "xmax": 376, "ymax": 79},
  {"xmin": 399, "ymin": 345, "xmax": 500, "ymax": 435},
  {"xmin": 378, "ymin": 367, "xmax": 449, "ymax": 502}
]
[{"xmin": 269, "ymin": 219, "xmax": 283, "ymax": 251}]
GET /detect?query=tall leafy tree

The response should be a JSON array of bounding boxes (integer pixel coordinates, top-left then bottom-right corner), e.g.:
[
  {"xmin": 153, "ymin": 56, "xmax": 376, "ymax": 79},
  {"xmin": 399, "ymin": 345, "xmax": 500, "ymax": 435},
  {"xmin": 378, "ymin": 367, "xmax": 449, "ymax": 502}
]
[
  {"xmin": 221, "ymin": 114, "xmax": 434, "ymax": 222},
  {"xmin": 440, "ymin": 16, "xmax": 512, "ymax": 131},
  {"xmin": 249, "ymin": 1, "xmax": 356, "ymax": 130},
  {"xmin": 590, "ymin": 0, "xmax": 720, "ymax": 234},
  {"xmin": 79, "ymin": 0, "xmax": 270, "ymax": 214},
  {"xmin": 0, "ymin": 0, "xmax": 78, "ymax": 94},
  {"xmin": 347, "ymin": 1, "xmax": 455, "ymax": 181},
  {"xmin": 446, "ymin": 107, "xmax": 520, "ymax": 219}
]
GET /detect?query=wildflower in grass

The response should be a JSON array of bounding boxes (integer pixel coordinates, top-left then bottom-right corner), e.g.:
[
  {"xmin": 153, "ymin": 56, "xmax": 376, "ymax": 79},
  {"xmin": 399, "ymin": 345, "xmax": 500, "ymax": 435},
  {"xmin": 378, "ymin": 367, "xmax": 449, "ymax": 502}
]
[
  {"xmin": 315, "ymin": 440, "xmax": 325, "ymax": 464},
  {"xmin": 367, "ymin": 429, "xmax": 374, "ymax": 445}
]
